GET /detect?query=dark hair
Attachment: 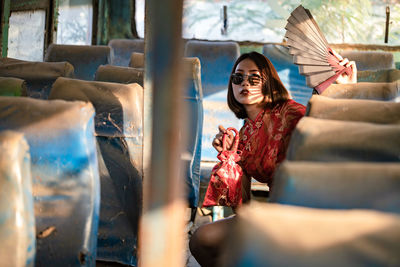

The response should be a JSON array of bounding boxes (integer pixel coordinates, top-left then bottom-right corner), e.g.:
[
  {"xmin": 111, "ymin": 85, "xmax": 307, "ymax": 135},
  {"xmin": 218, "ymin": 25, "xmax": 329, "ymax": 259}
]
[{"xmin": 227, "ymin": 52, "xmax": 290, "ymax": 119}]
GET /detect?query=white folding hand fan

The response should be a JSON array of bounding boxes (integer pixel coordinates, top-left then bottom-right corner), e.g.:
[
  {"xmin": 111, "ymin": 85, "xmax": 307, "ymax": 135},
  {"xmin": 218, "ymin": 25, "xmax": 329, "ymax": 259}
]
[{"xmin": 284, "ymin": 5, "xmax": 352, "ymax": 94}]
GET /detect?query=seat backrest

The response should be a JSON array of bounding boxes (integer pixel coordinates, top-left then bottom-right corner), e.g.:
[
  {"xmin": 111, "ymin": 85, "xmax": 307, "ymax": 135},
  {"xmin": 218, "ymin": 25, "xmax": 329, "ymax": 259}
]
[
  {"xmin": 341, "ymin": 50, "xmax": 395, "ymax": 71},
  {"xmin": 0, "ymin": 97, "xmax": 99, "ymax": 266},
  {"xmin": 129, "ymin": 52, "xmax": 145, "ymax": 68},
  {"xmin": 321, "ymin": 81, "xmax": 399, "ymax": 100},
  {"xmin": 0, "ymin": 77, "xmax": 27, "ymax": 96},
  {"xmin": 270, "ymin": 161, "xmax": 400, "ymax": 214},
  {"xmin": 45, "ymin": 44, "xmax": 110, "ymax": 81},
  {"xmin": 222, "ymin": 203, "xmax": 400, "ymax": 267},
  {"xmin": 184, "ymin": 41, "xmax": 243, "ymax": 162},
  {"xmin": 108, "ymin": 39, "xmax": 145, "ymax": 67},
  {"xmin": 49, "ymin": 77, "xmax": 143, "ymax": 265},
  {"xmin": 95, "ymin": 65, "xmax": 144, "ymax": 86},
  {"xmin": 181, "ymin": 57, "xmax": 203, "ymax": 207},
  {"xmin": 100, "ymin": 54, "xmax": 204, "ymax": 207},
  {"xmin": 0, "ymin": 131, "xmax": 35, "ymax": 267},
  {"xmin": 0, "ymin": 57, "xmax": 74, "ymax": 99},
  {"xmin": 306, "ymin": 95, "xmax": 400, "ymax": 124},
  {"xmin": 262, "ymin": 44, "xmax": 312, "ymax": 106},
  {"xmin": 287, "ymin": 117, "xmax": 400, "ymax": 162},
  {"xmin": 184, "ymin": 40, "xmax": 239, "ymax": 97},
  {"xmin": 358, "ymin": 69, "xmax": 400, "ymax": 83}
]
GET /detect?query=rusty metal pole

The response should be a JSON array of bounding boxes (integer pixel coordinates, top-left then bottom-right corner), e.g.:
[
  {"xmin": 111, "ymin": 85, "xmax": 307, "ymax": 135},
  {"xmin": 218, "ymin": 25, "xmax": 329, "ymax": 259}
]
[{"xmin": 140, "ymin": 0, "xmax": 185, "ymax": 267}]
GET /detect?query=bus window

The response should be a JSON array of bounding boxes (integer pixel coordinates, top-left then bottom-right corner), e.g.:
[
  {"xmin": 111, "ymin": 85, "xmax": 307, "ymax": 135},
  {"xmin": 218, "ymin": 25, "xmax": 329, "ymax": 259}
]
[
  {"xmin": 56, "ymin": 0, "xmax": 93, "ymax": 45},
  {"xmin": 8, "ymin": 10, "xmax": 46, "ymax": 61}
]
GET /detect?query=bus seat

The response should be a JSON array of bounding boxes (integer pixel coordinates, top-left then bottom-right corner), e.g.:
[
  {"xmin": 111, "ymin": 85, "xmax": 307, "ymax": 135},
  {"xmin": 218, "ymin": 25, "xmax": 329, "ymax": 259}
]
[
  {"xmin": 184, "ymin": 41, "xmax": 242, "ymax": 163},
  {"xmin": 95, "ymin": 65, "xmax": 144, "ymax": 86},
  {"xmin": 0, "ymin": 131, "xmax": 35, "ymax": 267},
  {"xmin": 45, "ymin": 44, "xmax": 110, "ymax": 81},
  {"xmin": 262, "ymin": 44, "xmax": 312, "ymax": 106},
  {"xmin": 129, "ymin": 52, "xmax": 145, "ymax": 68},
  {"xmin": 0, "ymin": 57, "xmax": 74, "ymax": 99},
  {"xmin": 270, "ymin": 162, "xmax": 400, "ymax": 214},
  {"xmin": 357, "ymin": 69, "xmax": 400, "ymax": 83},
  {"xmin": 306, "ymin": 95, "xmax": 400, "ymax": 124},
  {"xmin": 181, "ymin": 57, "xmax": 203, "ymax": 207},
  {"xmin": 96, "ymin": 56, "xmax": 204, "ymax": 207},
  {"xmin": 221, "ymin": 202, "xmax": 400, "ymax": 267},
  {"xmin": 286, "ymin": 117, "xmax": 400, "ymax": 162},
  {"xmin": 321, "ymin": 81, "xmax": 399, "ymax": 100},
  {"xmin": 49, "ymin": 77, "xmax": 143, "ymax": 266},
  {"xmin": 108, "ymin": 39, "xmax": 145, "ymax": 67},
  {"xmin": 340, "ymin": 50, "xmax": 395, "ymax": 71},
  {"xmin": 184, "ymin": 40, "xmax": 239, "ymax": 97},
  {"xmin": 0, "ymin": 77, "xmax": 27, "ymax": 96},
  {"xmin": 0, "ymin": 97, "xmax": 100, "ymax": 266}
]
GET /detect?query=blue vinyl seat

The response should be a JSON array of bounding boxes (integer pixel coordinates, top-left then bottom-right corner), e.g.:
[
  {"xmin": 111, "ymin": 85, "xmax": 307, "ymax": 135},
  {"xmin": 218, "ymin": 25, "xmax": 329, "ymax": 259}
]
[
  {"xmin": 0, "ymin": 131, "xmax": 35, "ymax": 266},
  {"xmin": 49, "ymin": 77, "xmax": 143, "ymax": 266},
  {"xmin": 96, "ymin": 54, "xmax": 204, "ymax": 207},
  {"xmin": 108, "ymin": 39, "xmax": 145, "ymax": 67},
  {"xmin": 0, "ymin": 97, "xmax": 100, "ymax": 266},
  {"xmin": 45, "ymin": 44, "xmax": 110, "ymax": 81},
  {"xmin": 184, "ymin": 40, "xmax": 241, "ymax": 164}
]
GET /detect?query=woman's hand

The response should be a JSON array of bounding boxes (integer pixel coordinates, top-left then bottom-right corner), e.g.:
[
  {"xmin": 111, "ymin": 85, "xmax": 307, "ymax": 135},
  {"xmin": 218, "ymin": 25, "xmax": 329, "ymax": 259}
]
[
  {"xmin": 331, "ymin": 49, "xmax": 357, "ymax": 84},
  {"xmin": 212, "ymin": 125, "xmax": 234, "ymax": 153}
]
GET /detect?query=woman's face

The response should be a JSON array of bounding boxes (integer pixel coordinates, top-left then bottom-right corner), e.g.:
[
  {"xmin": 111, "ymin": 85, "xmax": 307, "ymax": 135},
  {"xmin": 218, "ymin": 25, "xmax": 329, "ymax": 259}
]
[{"xmin": 232, "ymin": 58, "xmax": 264, "ymax": 106}]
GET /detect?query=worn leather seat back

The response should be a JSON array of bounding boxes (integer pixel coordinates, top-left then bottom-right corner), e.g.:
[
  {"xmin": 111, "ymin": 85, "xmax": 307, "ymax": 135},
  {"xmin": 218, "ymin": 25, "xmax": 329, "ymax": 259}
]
[
  {"xmin": 0, "ymin": 131, "xmax": 35, "ymax": 267},
  {"xmin": 0, "ymin": 97, "xmax": 100, "ymax": 266},
  {"xmin": 45, "ymin": 44, "xmax": 110, "ymax": 81},
  {"xmin": 49, "ymin": 77, "xmax": 143, "ymax": 265},
  {"xmin": 0, "ymin": 57, "xmax": 74, "ymax": 99},
  {"xmin": 108, "ymin": 39, "xmax": 145, "ymax": 67}
]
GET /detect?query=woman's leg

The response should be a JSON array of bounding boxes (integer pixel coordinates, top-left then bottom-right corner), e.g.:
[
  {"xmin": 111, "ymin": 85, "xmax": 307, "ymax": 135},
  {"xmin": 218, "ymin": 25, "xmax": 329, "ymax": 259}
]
[{"xmin": 189, "ymin": 217, "xmax": 235, "ymax": 267}]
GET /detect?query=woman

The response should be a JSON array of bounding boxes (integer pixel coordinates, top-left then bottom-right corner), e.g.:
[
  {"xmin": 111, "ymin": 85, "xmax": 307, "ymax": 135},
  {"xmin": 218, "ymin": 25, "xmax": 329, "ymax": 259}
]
[{"xmin": 190, "ymin": 51, "xmax": 356, "ymax": 267}]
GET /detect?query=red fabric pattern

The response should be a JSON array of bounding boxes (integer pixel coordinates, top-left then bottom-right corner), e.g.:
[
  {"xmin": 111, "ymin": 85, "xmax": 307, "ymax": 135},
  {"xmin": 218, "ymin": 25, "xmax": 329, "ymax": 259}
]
[
  {"xmin": 203, "ymin": 128, "xmax": 243, "ymax": 207},
  {"xmin": 238, "ymin": 99, "xmax": 306, "ymax": 186}
]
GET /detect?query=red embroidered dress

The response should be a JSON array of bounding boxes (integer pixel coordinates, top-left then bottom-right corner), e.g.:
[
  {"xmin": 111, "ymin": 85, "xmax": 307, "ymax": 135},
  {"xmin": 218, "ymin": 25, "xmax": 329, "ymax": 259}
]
[{"xmin": 238, "ymin": 99, "xmax": 306, "ymax": 186}]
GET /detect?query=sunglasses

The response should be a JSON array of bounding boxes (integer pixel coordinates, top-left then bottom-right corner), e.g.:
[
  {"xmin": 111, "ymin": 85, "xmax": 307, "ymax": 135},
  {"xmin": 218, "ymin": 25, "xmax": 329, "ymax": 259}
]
[{"xmin": 231, "ymin": 73, "xmax": 262, "ymax": 86}]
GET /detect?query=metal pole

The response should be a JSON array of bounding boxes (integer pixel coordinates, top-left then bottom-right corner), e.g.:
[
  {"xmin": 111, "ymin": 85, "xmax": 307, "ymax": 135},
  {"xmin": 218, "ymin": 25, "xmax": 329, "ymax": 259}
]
[
  {"xmin": 384, "ymin": 6, "xmax": 390, "ymax": 44},
  {"xmin": 140, "ymin": 0, "xmax": 185, "ymax": 266}
]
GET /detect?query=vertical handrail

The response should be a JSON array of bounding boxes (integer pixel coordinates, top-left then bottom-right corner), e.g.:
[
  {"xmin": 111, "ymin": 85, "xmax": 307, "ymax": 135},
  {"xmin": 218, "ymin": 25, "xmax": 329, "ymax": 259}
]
[{"xmin": 141, "ymin": 0, "xmax": 186, "ymax": 267}]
